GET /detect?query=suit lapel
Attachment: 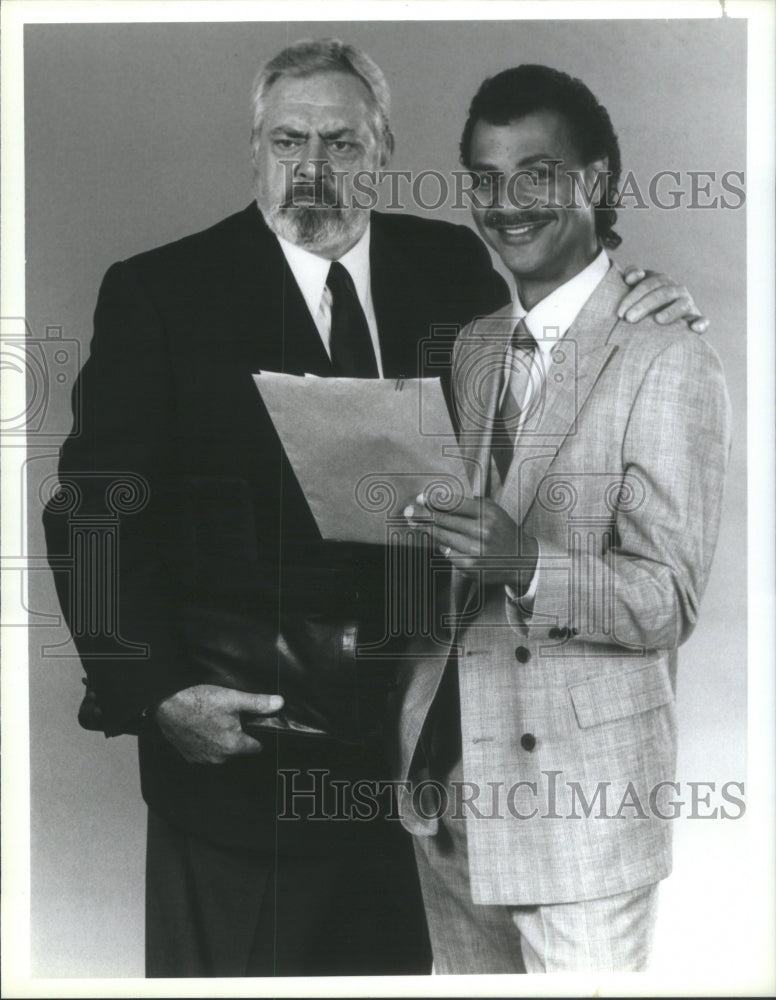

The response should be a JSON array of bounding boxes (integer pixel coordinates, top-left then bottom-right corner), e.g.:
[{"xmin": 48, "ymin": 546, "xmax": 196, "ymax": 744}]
[
  {"xmin": 497, "ymin": 264, "xmax": 625, "ymax": 525},
  {"xmin": 449, "ymin": 267, "xmax": 624, "ymax": 619},
  {"xmin": 448, "ymin": 308, "xmax": 515, "ymax": 615},
  {"xmin": 277, "ymin": 262, "xmax": 335, "ymax": 376},
  {"xmin": 230, "ymin": 204, "xmax": 334, "ymax": 376},
  {"xmin": 370, "ymin": 214, "xmax": 423, "ymax": 379},
  {"xmin": 454, "ymin": 308, "xmax": 516, "ymax": 496}
]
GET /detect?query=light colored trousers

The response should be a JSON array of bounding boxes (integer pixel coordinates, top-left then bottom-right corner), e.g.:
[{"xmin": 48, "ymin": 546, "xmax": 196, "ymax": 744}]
[{"xmin": 412, "ymin": 758, "xmax": 659, "ymax": 974}]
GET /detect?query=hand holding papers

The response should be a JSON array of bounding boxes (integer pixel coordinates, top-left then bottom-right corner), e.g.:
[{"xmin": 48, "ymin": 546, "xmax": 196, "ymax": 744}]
[{"xmin": 253, "ymin": 373, "xmax": 470, "ymax": 545}]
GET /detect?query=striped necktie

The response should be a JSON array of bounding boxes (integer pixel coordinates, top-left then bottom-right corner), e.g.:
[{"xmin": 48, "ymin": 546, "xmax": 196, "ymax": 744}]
[{"xmin": 492, "ymin": 318, "xmax": 537, "ymax": 483}]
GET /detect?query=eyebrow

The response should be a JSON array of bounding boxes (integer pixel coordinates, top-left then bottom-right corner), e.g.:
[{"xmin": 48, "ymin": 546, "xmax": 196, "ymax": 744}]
[
  {"xmin": 269, "ymin": 126, "xmax": 308, "ymax": 139},
  {"xmin": 469, "ymin": 153, "xmax": 557, "ymax": 171},
  {"xmin": 268, "ymin": 126, "xmax": 359, "ymax": 140},
  {"xmin": 319, "ymin": 128, "xmax": 359, "ymax": 140}
]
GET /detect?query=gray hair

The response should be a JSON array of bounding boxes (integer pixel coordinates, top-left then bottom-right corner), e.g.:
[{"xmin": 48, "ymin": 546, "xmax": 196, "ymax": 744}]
[{"xmin": 250, "ymin": 38, "xmax": 394, "ymax": 157}]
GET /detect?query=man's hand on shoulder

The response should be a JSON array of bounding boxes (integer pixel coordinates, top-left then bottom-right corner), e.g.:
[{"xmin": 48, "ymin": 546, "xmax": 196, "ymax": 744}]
[
  {"xmin": 618, "ymin": 266, "xmax": 709, "ymax": 333},
  {"xmin": 153, "ymin": 684, "xmax": 284, "ymax": 764}
]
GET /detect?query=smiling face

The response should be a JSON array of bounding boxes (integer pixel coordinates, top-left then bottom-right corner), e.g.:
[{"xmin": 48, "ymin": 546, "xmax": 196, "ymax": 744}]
[
  {"xmin": 253, "ymin": 71, "xmax": 388, "ymax": 259},
  {"xmin": 468, "ymin": 110, "xmax": 605, "ymax": 306}
]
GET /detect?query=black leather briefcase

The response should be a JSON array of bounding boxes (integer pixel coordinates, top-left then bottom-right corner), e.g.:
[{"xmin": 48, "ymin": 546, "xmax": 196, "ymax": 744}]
[
  {"xmin": 173, "ymin": 602, "xmax": 396, "ymax": 745},
  {"xmin": 77, "ymin": 606, "xmax": 396, "ymax": 745},
  {"xmin": 76, "ymin": 473, "xmax": 399, "ymax": 744}
]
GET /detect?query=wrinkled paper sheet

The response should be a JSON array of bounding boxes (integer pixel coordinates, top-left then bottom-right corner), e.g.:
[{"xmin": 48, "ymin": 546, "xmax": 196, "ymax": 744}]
[{"xmin": 253, "ymin": 373, "xmax": 471, "ymax": 544}]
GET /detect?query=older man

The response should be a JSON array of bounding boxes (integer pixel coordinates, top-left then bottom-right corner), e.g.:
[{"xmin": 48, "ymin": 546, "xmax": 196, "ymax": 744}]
[{"xmin": 44, "ymin": 39, "xmax": 707, "ymax": 977}]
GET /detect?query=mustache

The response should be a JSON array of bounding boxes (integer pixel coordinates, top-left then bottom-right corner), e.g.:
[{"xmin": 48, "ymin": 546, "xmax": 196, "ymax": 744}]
[
  {"xmin": 483, "ymin": 209, "xmax": 556, "ymax": 228},
  {"xmin": 282, "ymin": 180, "xmax": 342, "ymax": 209}
]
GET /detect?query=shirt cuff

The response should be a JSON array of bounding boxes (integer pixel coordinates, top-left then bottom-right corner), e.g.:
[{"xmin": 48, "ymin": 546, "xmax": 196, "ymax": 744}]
[{"xmin": 505, "ymin": 543, "xmax": 540, "ymax": 616}]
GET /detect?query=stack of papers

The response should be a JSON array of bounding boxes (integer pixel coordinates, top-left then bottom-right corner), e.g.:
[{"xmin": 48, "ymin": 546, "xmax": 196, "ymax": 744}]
[{"xmin": 253, "ymin": 373, "xmax": 471, "ymax": 544}]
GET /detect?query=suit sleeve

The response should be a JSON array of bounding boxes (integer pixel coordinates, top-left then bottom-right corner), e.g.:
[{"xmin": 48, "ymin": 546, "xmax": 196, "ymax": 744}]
[
  {"xmin": 42, "ymin": 260, "xmax": 192, "ymax": 736},
  {"xmin": 524, "ymin": 335, "xmax": 732, "ymax": 650}
]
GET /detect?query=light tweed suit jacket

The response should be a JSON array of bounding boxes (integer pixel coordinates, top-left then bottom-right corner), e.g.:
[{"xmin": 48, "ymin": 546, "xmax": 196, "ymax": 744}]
[{"xmin": 396, "ymin": 262, "xmax": 731, "ymax": 905}]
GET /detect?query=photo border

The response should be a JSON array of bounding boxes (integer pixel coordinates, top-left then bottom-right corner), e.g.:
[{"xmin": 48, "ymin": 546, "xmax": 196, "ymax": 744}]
[{"xmin": 2, "ymin": 1, "xmax": 773, "ymax": 996}]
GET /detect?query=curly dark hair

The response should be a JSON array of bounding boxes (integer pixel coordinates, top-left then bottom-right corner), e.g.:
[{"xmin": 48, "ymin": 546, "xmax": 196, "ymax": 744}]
[{"xmin": 460, "ymin": 64, "xmax": 622, "ymax": 249}]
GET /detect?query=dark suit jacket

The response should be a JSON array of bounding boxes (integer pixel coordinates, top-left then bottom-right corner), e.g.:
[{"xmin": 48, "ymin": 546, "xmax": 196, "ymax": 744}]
[{"xmin": 43, "ymin": 203, "xmax": 509, "ymax": 852}]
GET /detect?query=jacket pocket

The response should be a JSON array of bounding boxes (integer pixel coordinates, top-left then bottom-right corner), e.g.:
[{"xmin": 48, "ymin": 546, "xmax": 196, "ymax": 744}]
[{"xmin": 568, "ymin": 662, "xmax": 674, "ymax": 729}]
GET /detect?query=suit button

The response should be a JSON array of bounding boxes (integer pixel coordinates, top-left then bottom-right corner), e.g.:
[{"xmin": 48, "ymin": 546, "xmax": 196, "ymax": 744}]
[
  {"xmin": 514, "ymin": 646, "xmax": 531, "ymax": 663},
  {"xmin": 520, "ymin": 733, "xmax": 536, "ymax": 752}
]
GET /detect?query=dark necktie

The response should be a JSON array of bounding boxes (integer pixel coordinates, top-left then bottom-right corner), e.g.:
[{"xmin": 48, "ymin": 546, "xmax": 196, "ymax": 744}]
[
  {"xmin": 326, "ymin": 260, "xmax": 378, "ymax": 378},
  {"xmin": 492, "ymin": 318, "xmax": 537, "ymax": 483}
]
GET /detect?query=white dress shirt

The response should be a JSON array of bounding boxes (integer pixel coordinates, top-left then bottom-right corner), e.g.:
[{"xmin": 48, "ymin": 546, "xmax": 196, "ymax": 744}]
[
  {"xmin": 502, "ymin": 248, "xmax": 611, "ymax": 418},
  {"xmin": 276, "ymin": 225, "xmax": 384, "ymax": 377},
  {"xmin": 505, "ymin": 248, "xmax": 611, "ymax": 607}
]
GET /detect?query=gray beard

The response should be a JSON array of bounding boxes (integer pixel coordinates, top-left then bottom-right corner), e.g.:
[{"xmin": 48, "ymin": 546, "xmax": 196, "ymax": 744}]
[{"xmin": 261, "ymin": 203, "xmax": 364, "ymax": 252}]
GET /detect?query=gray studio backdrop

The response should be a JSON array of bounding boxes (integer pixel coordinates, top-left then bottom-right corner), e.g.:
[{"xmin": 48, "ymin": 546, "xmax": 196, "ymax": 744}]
[{"xmin": 24, "ymin": 19, "xmax": 746, "ymax": 977}]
